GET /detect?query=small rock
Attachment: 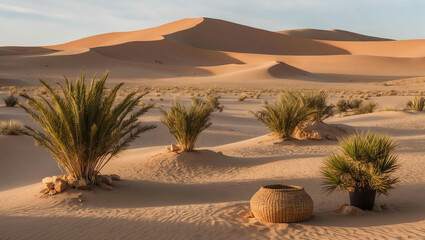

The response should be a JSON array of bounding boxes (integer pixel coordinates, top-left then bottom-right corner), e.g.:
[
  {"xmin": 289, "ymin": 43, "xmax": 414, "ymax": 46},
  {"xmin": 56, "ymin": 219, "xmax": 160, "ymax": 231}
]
[
  {"xmin": 54, "ymin": 178, "xmax": 68, "ymax": 192},
  {"xmin": 245, "ymin": 212, "xmax": 255, "ymax": 218},
  {"xmin": 217, "ymin": 151, "xmax": 223, "ymax": 155},
  {"xmin": 42, "ymin": 177, "xmax": 53, "ymax": 184},
  {"xmin": 332, "ymin": 204, "xmax": 365, "ymax": 216},
  {"xmin": 166, "ymin": 146, "xmax": 171, "ymax": 152},
  {"xmin": 170, "ymin": 144, "xmax": 180, "ymax": 152},
  {"xmin": 99, "ymin": 182, "xmax": 112, "ymax": 190},
  {"xmin": 110, "ymin": 174, "xmax": 120, "ymax": 181}
]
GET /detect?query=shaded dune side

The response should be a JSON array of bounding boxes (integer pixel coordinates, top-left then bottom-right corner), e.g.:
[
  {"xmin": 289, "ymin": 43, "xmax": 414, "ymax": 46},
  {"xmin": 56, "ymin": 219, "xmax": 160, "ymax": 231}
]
[
  {"xmin": 267, "ymin": 61, "xmax": 331, "ymax": 81},
  {"xmin": 0, "ymin": 47, "xmax": 57, "ymax": 56},
  {"xmin": 165, "ymin": 18, "xmax": 350, "ymax": 55},
  {"xmin": 91, "ymin": 39, "xmax": 243, "ymax": 66},
  {"xmin": 279, "ymin": 28, "xmax": 392, "ymax": 41}
]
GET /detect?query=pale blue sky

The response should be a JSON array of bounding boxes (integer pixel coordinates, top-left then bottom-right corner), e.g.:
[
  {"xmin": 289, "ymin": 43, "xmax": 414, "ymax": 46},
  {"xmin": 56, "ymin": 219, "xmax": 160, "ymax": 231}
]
[{"xmin": 1, "ymin": 0, "xmax": 425, "ymax": 46}]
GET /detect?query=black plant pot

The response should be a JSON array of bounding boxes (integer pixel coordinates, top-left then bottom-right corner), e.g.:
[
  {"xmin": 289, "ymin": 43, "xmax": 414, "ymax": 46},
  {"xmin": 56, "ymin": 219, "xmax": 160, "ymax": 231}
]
[{"xmin": 349, "ymin": 189, "xmax": 376, "ymax": 210}]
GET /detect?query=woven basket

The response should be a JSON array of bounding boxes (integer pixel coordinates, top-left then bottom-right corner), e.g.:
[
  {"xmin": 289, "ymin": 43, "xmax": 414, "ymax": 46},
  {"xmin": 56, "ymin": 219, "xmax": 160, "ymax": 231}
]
[{"xmin": 250, "ymin": 184, "xmax": 314, "ymax": 223}]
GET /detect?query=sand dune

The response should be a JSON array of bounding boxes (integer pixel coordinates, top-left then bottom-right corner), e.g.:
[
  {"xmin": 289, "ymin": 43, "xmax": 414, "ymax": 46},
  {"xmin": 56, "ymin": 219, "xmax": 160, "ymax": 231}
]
[
  {"xmin": 1, "ymin": 17, "xmax": 425, "ymax": 87},
  {"xmin": 166, "ymin": 18, "xmax": 349, "ymax": 55},
  {"xmin": 91, "ymin": 39, "xmax": 243, "ymax": 66},
  {"xmin": 319, "ymin": 39, "xmax": 425, "ymax": 58},
  {"xmin": 279, "ymin": 28, "xmax": 392, "ymax": 41}
]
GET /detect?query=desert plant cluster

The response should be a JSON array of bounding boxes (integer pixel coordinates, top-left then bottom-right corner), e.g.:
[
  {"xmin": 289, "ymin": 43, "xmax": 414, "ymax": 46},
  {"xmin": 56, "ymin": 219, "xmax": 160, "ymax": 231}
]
[
  {"xmin": 0, "ymin": 70, "xmax": 404, "ymax": 213},
  {"xmin": 406, "ymin": 96, "xmax": 425, "ymax": 111},
  {"xmin": 336, "ymin": 99, "xmax": 376, "ymax": 115}
]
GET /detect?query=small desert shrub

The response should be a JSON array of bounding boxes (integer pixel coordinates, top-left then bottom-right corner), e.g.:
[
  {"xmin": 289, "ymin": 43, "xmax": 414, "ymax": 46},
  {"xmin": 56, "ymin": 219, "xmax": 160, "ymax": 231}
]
[
  {"xmin": 205, "ymin": 94, "xmax": 224, "ymax": 112},
  {"xmin": 354, "ymin": 101, "xmax": 376, "ymax": 114},
  {"xmin": 253, "ymin": 91, "xmax": 314, "ymax": 140},
  {"xmin": 160, "ymin": 98, "xmax": 214, "ymax": 152},
  {"xmin": 3, "ymin": 91, "xmax": 19, "ymax": 107},
  {"xmin": 0, "ymin": 120, "xmax": 24, "ymax": 135},
  {"xmin": 303, "ymin": 91, "xmax": 334, "ymax": 122},
  {"xmin": 238, "ymin": 94, "xmax": 248, "ymax": 102},
  {"xmin": 321, "ymin": 132, "xmax": 399, "ymax": 195},
  {"xmin": 19, "ymin": 71, "xmax": 156, "ymax": 187},
  {"xmin": 406, "ymin": 96, "xmax": 425, "ymax": 111},
  {"xmin": 336, "ymin": 99, "xmax": 349, "ymax": 113},
  {"xmin": 348, "ymin": 99, "xmax": 363, "ymax": 109}
]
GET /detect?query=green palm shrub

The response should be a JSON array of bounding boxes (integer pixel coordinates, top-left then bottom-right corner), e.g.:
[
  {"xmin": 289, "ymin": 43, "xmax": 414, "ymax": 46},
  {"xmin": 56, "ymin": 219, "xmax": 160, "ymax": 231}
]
[
  {"xmin": 406, "ymin": 96, "xmax": 425, "ymax": 111},
  {"xmin": 19, "ymin": 71, "xmax": 155, "ymax": 187},
  {"xmin": 0, "ymin": 119, "xmax": 24, "ymax": 135},
  {"xmin": 321, "ymin": 132, "xmax": 399, "ymax": 195},
  {"xmin": 160, "ymin": 97, "xmax": 214, "ymax": 152},
  {"xmin": 303, "ymin": 91, "xmax": 334, "ymax": 122},
  {"xmin": 4, "ymin": 91, "xmax": 19, "ymax": 107},
  {"xmin": 253, "ymin": 91, "xmax": 314, "ymax": 140}
]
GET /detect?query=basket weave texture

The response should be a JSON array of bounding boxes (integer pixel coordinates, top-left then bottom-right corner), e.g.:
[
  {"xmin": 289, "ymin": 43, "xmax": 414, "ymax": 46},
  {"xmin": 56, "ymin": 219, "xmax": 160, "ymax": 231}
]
[{"xmin": 250, "ymin": 184, "xmax": 314, "ymax": 223}]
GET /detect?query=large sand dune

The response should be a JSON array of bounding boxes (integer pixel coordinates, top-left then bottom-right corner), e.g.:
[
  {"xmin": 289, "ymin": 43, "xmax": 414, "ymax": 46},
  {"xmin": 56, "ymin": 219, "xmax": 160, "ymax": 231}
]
[{"xmin": 1, "ymin": 17, "xmax": 425, "ymax": 88}]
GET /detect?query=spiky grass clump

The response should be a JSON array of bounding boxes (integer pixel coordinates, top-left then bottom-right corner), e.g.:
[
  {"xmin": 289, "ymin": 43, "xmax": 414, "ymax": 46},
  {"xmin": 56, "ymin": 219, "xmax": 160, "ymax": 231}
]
[
  {"xmin": 253, "ymin": 90, "xmax": 314, "ymax": 140},
  {"xmin": 303, "ymin": 91, "xmax": 334, "ymax": 122},
  {"xmin": 19, "ymin": 71, "xmax": 156, "ymax": 187},
  {"xmin": 205, "ymin": 94, "xmax": 224, "ymax": 112},
  {"xmin": 348, "ymin": 99, "xmax": 363, "ymax": 109},
  {"xmin": 0, "ymin": 119, "xmax": 24, "ymax": 135},
  {"xmin": 4, "ymin": 91, "xmax": 19, "ymax": 107},
  {"xmin": 336, "ymin": 99, "xmax": 348, "ymax": 113},
  {"xmin": 321, "ymin": 132, "xmax": 399, "ymax": 195},
  {"xmin": 406, "ymin": 96, "xmax": 425, "ymax": 111},
  {"xmin": 160, "ymin": 97, "xmax": 214, "ymax": 152},
  {"xmin": 354, "ymin": 101, "xmax": 376, "ymax": 114}
]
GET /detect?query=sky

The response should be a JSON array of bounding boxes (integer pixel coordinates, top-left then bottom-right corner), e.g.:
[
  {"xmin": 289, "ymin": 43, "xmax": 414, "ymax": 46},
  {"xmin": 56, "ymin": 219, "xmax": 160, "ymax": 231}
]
[{"xmin": 1, "ymin": 0, "xmax": 425, "ymax": 46}]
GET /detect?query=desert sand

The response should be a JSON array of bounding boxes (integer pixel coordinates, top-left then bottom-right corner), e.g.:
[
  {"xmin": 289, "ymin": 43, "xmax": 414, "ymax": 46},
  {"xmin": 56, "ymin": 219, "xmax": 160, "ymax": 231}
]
[{"xmin": 1, "ymin": 17, "xmax": 425, "ymax": 239}]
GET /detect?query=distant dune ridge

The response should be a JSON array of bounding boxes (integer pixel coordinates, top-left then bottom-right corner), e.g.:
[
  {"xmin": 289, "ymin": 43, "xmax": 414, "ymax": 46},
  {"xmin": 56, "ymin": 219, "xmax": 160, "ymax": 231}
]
[{"xmin": 1, "ymin": 17, "xmax": 425, "ymax": 88}]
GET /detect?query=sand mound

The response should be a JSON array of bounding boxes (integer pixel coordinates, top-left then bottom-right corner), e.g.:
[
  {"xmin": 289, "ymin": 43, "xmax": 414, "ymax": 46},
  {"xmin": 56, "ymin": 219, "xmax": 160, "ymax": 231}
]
[
  {"xmin": 267, "ymin": 61, "xmax": 330, "ymax": 80},
  {"xmin": 279, "ymin": 29, "xmax": 392, "ymax": 41},
  {"xmin": 332, "ymin": 204, "xmax": 365, "ymax": 216},
  {"xmin": 302, "ymin": 122, "xmax": 356, "ymax": 140},
  {"xmin": 166, "ymin": 18, "xmax": 349, "ymax": 55},
  {"xmin": 91, "ymin": 39, "xmax": 242, "ymax": 66},
  {"xmin": 135, "ymin": 150, "xmax": 243, "ymax": 183}
]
